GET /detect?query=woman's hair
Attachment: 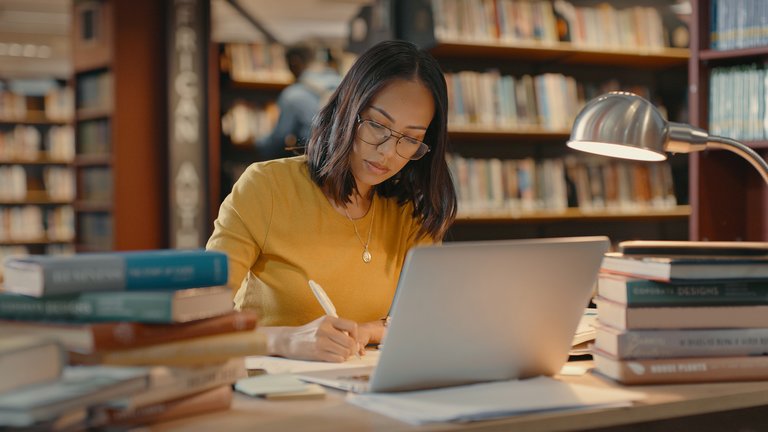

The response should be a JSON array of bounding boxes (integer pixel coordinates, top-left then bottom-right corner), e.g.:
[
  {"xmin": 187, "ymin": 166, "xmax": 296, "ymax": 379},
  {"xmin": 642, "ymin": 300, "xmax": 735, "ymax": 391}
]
[{"xmin": 306, "ymin": 40, "xmax": 457, "ymax": 240}]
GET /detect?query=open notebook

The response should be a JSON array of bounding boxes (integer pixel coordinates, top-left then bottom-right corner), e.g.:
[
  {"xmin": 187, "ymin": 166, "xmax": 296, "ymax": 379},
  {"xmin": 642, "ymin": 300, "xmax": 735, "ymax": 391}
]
[{"xmin": 298, "ymin": 236, "xmax": 609, "ymax": 393}]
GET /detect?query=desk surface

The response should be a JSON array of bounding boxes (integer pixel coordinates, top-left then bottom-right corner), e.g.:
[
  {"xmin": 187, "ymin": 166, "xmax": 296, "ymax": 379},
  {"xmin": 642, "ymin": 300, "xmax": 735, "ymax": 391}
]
[{"xmin": 150, "ymin": 361, "xmax": 768, "ymax": 432}]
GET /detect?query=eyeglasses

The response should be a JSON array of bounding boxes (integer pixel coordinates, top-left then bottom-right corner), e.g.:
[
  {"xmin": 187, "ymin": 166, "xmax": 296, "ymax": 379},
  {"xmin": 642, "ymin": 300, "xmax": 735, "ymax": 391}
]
[{"xmin": 356, "ymin": 115, "xmax": 430, "ymax": 160}]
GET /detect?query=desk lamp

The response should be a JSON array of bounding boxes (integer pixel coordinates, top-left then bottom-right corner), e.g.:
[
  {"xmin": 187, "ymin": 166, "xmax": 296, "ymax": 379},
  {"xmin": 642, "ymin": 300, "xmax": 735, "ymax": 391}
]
[{"xmin": 566, "ymin": 91, "xmax": 768, "ymax": 185}]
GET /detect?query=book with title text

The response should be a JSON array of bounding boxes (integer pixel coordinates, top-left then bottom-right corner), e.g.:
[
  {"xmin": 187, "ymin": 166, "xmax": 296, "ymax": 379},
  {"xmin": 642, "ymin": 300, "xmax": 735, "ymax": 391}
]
[{"xmin": 593, "ymin": 240, "xmax": 768, "ymax": 384}]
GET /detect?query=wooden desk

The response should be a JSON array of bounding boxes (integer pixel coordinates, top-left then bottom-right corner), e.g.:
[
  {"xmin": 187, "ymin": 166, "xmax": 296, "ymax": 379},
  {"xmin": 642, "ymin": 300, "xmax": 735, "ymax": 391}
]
[{"xmin": 150, "ymin": 361, "xmax": 768, "ymax": 432}]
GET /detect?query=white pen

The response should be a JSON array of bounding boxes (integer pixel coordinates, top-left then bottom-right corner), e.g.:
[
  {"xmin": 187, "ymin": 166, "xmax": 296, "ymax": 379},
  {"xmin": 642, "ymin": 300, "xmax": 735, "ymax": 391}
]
[{"xmin": 308, "ymin": 279, "xmax": 361, "ymax": 358}]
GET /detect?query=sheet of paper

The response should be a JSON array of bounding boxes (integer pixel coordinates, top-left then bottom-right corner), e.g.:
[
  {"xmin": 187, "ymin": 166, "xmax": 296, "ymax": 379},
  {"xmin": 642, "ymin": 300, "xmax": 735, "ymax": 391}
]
[
  {"xmin": 245, "ymin": 350, "xmax": 381, "ymax": 374},
  {"xmin": 346, "ymin": 375, "xmax": 644, "ymax": 425}
]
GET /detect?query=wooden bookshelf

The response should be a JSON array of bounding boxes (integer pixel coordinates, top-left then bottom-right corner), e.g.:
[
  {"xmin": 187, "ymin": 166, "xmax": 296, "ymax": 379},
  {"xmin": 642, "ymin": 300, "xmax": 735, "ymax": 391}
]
[
  {"xmin": 0, "ymin": 79, "xmax": 75, "ymax": 257},
  {"xmin": 688, "ymin": 0, "xmax": 768, "ymax": 241},
  {"xmin": 455, "ymin": 206, "xmax": 691, "ymax": 224},
  {"xmin": 396, "ymin": 0, "xmax": 691, "ymax": 243},
  {"xmin": 71, "ymin": 0, "xmax": 166, "ymax": 251},
  {"xmin": 430, "ymin": 41, "xmax": 689, "ymax": 68},
  {"xmin": 209, "ymin": 42, "xmax": 294, "ymax": 228},
  {"xmin": 448, "ymin": 125, "xmax": 570, "ymax": 140}
]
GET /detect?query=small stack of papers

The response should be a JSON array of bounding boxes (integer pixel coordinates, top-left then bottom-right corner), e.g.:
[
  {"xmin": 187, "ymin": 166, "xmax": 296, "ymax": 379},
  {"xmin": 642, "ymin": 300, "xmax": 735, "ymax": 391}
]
[{"xmin": 346, "ymin": 376, "xmax": 643, "ymax": 425}]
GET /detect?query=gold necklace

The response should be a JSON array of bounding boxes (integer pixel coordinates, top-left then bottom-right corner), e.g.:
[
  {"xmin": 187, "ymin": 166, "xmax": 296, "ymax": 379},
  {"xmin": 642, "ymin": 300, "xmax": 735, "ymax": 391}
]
[{"xmin": 343, "ymin": 198, "xmax": 376, "ymax": 263}]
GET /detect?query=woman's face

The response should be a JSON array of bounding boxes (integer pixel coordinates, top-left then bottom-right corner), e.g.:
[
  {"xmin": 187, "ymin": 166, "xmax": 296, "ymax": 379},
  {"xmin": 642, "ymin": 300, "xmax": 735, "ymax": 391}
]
[{"xmin": 350, "ymin": 78, "xmax": 435, "ymax": 195}]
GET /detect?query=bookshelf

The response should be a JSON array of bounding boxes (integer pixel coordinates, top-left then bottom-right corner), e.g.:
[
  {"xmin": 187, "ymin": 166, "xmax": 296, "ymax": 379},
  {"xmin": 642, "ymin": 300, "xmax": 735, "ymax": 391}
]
[
  {"xmin": 209, "ymin": 42, "xmax": 291, "ymax": 216},
  {"xmin": 71, "ymin": 0, "xmax": 166, "ymax": 252},
  {"xmin": 0, "ymin": 79, "xmax": 75, "ymax": 268},
  {"xmin": 394, "ymin": 0, "xmax": 692, "ymax": 243},
  {"xmin": 689, "ymin": 0, "xmax": 768, "ymax": 241}
]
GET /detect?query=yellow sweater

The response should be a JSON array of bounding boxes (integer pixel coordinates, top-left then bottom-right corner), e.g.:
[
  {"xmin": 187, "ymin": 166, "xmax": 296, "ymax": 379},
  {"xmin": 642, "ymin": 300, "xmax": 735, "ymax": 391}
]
[{"xmin": 206, "ymin": 156, "xmax": 433, "ymax": 326}]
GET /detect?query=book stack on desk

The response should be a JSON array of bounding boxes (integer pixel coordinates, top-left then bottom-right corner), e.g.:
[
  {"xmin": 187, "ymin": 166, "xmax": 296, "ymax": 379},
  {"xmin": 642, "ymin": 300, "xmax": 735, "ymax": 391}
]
[
  {"xmin": 591, "ymin": 240, "xmax": 768, "ymax": 385},
  {"xmin": 0, "ymin": 249, "xmax": 264, "ymax": 428}
]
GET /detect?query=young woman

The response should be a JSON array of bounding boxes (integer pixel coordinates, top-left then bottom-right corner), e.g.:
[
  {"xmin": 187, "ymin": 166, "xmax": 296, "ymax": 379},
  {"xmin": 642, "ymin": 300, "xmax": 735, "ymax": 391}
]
[{"xmin": 207, "ymin": 40, "xmax": 457, "ymax": 362}]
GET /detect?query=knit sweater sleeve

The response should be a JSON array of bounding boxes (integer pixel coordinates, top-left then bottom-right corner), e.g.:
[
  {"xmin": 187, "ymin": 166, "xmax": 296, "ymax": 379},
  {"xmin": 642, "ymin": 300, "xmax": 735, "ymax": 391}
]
[{"xmin": 206, "ymin": 163, "xmax": 274, "ymax": 294}]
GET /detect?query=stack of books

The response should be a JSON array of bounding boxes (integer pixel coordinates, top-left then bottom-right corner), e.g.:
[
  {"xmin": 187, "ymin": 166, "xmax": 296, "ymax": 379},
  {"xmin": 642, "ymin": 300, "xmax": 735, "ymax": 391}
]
[
  {"xmin": 0, "ymin": 335, "xmax": 149, "ymax": 429},
  {"xmin": 0, "ymin": 249, "xmax": 265, "ymax": 429},
  {"xmin": 591, "ymin": 240, "xmax": 768, "ymax": 385}
]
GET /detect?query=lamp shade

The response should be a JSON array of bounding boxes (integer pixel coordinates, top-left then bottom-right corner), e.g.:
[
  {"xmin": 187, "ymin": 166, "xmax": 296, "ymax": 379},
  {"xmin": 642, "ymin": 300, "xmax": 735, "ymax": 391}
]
[{"xmin": 567, "ymin": 92, "xmax": 668, "ymax": 161}]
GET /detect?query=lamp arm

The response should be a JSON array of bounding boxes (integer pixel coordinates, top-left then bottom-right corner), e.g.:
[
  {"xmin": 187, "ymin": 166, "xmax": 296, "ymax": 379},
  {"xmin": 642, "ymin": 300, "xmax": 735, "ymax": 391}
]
[{"xmin": 706, "ymin": 136, "xmax": 768, "ymax": 185}]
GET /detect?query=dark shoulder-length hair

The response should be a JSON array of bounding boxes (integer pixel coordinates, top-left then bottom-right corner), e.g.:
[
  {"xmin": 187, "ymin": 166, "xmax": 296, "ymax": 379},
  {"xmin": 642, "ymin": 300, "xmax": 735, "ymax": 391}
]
[{"xmin": 305, "ymin": 40, "xmax": 457, "ymax": 240}]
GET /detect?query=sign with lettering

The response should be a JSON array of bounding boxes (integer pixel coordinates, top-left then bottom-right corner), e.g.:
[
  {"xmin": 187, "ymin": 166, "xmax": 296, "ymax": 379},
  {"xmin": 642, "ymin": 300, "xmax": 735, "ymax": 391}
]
[{"xmin": 168, "ymin": 0, "xmax": 208, "ymax": 248}]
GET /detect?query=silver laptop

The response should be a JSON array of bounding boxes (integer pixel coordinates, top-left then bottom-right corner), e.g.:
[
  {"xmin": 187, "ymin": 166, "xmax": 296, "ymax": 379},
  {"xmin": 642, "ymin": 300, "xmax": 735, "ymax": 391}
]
[{"xmin": 298, "ymin": 236, "xmax": 609, "ymax": 393}]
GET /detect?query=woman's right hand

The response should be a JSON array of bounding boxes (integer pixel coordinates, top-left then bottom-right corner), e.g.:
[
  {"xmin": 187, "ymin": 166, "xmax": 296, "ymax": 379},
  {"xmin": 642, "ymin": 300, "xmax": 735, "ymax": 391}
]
[{"xmin": 265, "ymin": 316, "xmax": 360, "ymax": 362}]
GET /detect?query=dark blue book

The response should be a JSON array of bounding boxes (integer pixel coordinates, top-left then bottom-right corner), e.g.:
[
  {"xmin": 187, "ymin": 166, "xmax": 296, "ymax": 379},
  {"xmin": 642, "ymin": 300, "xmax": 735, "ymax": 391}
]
[{"xmin": 3, "ymin": 249, "xmax": 228, "ymax": 297}]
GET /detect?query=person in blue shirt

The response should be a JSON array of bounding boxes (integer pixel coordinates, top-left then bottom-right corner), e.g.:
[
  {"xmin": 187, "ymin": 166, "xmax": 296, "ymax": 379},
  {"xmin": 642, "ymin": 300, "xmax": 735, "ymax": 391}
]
[{"xmin": 255, "ymin": 43, "xmax": 342, "ymax": 159}]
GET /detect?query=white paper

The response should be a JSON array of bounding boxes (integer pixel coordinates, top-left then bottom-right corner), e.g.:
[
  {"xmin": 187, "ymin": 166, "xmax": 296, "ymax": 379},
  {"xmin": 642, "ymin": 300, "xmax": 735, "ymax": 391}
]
[
  {"xmin": 346, "ymin": 376, "xmax": 644, "ymax": 425},
  {"xmin": 245, "ymin": 350, "xmax": 381, "ymax": 374}
]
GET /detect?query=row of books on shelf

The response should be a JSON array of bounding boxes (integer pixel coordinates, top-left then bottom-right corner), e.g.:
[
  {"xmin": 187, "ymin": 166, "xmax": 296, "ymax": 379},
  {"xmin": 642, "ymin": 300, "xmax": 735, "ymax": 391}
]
[
  {"xmin": 78, "ymin": 213, "xmax": 113, "ymax": 251},
  {"xmin": 710, "ymin": 0, "xmax": 768, "ymax": 50},
  {"xmin": 709, "ymin": 63, "xmax": 768, "ymax": 142},
  {"xmin": 221, "ymin": 100, "xmax": 279, "ymax": 146},
  {"xmin": 447, "ymin": 154, "xmax": 677, "ymax": 216},
  {"xmin": 431, "ymin": 0, "xmax": 671, "ymax": 50},
  {"xmin": 225, "ymin": 43, "xmax": 294, "ymax": 84},
  {"xmin": 80, "ymin": 166, "xmax": 113, "ymax": 203},
  {"xmin": 0, "ymin": 85, "xmax": 73, "ymax": 122},
  {"xmin": 0, "ymin": 249, "xmax": 267, "ymax": 429},
  {"xmin": 0, "ymin": 165, "xmax": 75, "ymax": 201},
  {"xmin": 76, "ymin": 71, "xmax": 113, "ymax": 113},
  {"xmin": 0, "ymin": 124, "xmax": 74, "ymax": 162},
  {"xmin": 0, "ymin": 205, "xmax": 74, "ymax": 244},
  {"xmin": 445, "ymin": 70, "xmax": 658, "ymax": 131},
  {"xmin": 77, "ymin": 119, "xmax": 111, "ymax": 156},
  {"xmin": 591, "ymin": 240, "xmax": 768, "ymax": 385}
]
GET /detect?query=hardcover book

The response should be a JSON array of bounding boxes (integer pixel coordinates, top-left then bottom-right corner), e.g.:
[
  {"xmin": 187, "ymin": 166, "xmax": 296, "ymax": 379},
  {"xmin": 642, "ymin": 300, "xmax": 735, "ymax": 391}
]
[
  {"xmin": 595, "ymin": 297, "xmax": 768, "ymax": 330},
  {"xmin": 593, "ymin": 350, "xmax": 768, "ymax": 385},
  {"xmin": 93, "ymin": 384, "xmax": 233, "ymax": 427},
  {"xmin": 69, "ymin": 330, "xmax": 268, "ymax": 367},
  {"xmin": 113, "ymin": 357, "xmax": 246, "ymax": 409},
  {"xmin": 0, "ymin": 311, "xmax": 256, "ymax": 353},
  {"xmin": 0, "ymin": 336, "xmax": 64, "ymax": 394},
  {"xmin": 597, "ymin": 274, "xmax": 768, "ymax": 306},
  {"xmin": 3, "ymin": 249, "xmax": 228, "ymax": 297},
  {"xmin": 0, "ymin": 287, "xmax": 233, "ymax": 323},
  {"xmin": 0, "ymin": 366, "xmax": 149, "ymax": 428},
  {"xmin": 600, "ymin": 252, "xmax": 768, "ymax": 281},
  {"xmin": 594, "ymin": 325, "xmax": 768, "ymax": 359},
  {"xmin": 618, "ymin": 240, "xmax": 768, "ymax": 256}
]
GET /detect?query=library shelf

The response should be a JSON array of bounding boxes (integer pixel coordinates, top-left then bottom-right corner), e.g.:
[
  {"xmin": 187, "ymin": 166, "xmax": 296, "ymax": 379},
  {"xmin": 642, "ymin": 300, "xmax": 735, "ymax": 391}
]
[
  {"xmin": 454, "ymin": 206, "xmax": 691, "ymax": 224},
  {"xmin": 429, "ymin": 41, "xmax": 689, "ymax": 68}
]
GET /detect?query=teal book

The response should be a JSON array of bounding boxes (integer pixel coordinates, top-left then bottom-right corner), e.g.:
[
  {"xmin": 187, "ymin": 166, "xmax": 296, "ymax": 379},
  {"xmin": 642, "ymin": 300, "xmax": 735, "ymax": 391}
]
[
  {"xmin": 598, "ymin": 274, "xmax": 768, "ymax": 306},
  {"xmin": 3, "ymin": 249, "xmax": 228, "ymax": 297},
  {"xmin": 0, "ymin": 287, "xmax": 233, "ymax": 323}
]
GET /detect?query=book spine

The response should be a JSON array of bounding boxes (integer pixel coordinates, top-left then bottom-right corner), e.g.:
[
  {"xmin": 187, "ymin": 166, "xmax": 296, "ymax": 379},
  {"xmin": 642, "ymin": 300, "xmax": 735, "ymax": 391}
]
[
  {"xmin": 94, "ymin": 385, "xmax": 232, "ymax": 427},
  {"xmin": 594, "ymin": 352, "xmax": 768, "ymax": 385},
  {"xmin": 595, "ymin": 298, "xmax": 768, "ymax": 329},
  {"xmin": 88, "ymin": 331, "xmax": 268, "ymax": 367},
  {"xmin": 7, "ymin": 250, "xmax": 229, "ymax": 297},
  {"xmin": 90, "ymin": 312, "xmax": 258, "ymax": 351},
  {"xmin": 599, "ymin": 276, "xmax": 768, "ymax": 306},
  {"xmin": 0, "ymin": 293, "xmax": 174, "ymax": 323},
  {"xmin": 118, "ymin": 358, "xmax": 246, "ymax": 409},
  {"xmin": 122, "ymin": 251, "xmax": 228, "ymax": 290},
  {"xmin": 595, "ymin": 327, "xmax": 768, "ymax": 359}
]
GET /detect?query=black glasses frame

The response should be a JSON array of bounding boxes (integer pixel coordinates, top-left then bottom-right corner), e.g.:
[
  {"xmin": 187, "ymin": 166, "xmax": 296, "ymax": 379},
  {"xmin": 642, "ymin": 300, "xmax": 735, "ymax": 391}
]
[{"xmin": 355, "ymin": 115, "xmax": 430, "ymax": 160}]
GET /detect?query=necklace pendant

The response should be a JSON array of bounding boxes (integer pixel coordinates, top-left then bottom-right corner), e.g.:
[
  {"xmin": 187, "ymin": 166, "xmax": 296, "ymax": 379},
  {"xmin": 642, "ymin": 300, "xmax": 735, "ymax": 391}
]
[{"xmin": 362, "ymin": 248, "xmax": 372, "ymax": 263}]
